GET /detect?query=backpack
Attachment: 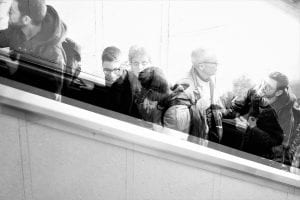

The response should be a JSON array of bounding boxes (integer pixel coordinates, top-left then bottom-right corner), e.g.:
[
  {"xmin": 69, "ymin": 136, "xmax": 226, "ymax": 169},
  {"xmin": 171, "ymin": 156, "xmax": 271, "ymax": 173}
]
[{"xmin": 160, "ymin": 91, "xmax": 208, "ymax": 140}]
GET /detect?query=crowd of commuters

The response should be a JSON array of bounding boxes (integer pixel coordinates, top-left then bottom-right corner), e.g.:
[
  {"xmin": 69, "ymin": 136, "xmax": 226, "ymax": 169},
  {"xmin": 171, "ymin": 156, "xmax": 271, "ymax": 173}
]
[{"xmin": 0, "ymin": 0, "xmax": 300, "ymax": 169}]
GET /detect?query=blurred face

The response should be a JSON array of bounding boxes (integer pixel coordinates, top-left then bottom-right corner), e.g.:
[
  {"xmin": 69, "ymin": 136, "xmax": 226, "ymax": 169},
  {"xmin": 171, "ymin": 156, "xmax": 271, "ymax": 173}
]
[
  {"xmin": 198, "ymin": 62, "xmax": 218, "ymax": 77},
  {"xmin": 9, "ymin": 1, "xmax": 24, "ymax": 27},
  {"xmin": 257, "ymin": 77, "xmax": 278, "ymax": 99},
  {"xmin": 102, "ymin": 60, "xmax": 122, "ymax": 86},
  {"xmin": 193, "ymin": 54, "xmax": 218, "ymax": 77},
  {"xmin": 130, "ymin": 55, "xmax": 151, "ymax": 76}
]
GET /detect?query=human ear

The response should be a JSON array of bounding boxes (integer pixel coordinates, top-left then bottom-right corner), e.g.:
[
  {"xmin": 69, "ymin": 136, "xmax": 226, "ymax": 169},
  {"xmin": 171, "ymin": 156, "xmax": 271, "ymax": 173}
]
[{"xmin": 22, "ymin": 15, "xmax": 31, "ymax": 25}]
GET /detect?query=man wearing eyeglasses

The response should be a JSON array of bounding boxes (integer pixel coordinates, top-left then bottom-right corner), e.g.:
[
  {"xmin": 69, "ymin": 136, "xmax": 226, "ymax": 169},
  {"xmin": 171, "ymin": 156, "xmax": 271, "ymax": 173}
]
[
  {"xmin": 223, "ymin": 72, "xmax": 296, "ymax": 160},
  {"xmin": 100, "ymin": 46, "xmax": 141, "ymax": 118},
  {"xmin": 176, "ymin": 47, "xmax": 223, "ymax": 142}
]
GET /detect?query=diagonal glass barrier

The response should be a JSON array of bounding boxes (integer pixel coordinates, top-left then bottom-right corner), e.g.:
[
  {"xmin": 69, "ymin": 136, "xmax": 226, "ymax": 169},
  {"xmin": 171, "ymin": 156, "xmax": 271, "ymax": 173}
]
[
  {"xmin": 0, "ymin": 47, "xmax": 299, "ymax": 176},
  {"xmin": 1, "ymin": 0, "xmax": 300, "ymax": 179}
]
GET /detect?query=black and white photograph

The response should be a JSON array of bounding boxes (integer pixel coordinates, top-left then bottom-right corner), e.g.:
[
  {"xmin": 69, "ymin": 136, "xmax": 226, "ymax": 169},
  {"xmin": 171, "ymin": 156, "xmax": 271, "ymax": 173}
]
[{"xmin": 1, "ymin": 0, "xmax": 300, "ymax": 199}]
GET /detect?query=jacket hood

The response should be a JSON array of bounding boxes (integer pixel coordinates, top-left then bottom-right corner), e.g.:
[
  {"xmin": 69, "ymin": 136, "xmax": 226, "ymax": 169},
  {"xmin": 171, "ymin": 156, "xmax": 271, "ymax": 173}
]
[{"xmin": 32, "ymin": 5, "xmax": 67, "ymax": 49}]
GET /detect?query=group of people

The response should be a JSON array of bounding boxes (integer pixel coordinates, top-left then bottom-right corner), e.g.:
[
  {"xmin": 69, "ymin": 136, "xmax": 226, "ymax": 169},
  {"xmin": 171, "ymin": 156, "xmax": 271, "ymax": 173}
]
[
  {"xmin": 1, "ymin": 0, "xmax": 300, "ymax": 168},
  {"xmin": 100, "ymin": 44, "xmax": 300, "ymax": 168}
]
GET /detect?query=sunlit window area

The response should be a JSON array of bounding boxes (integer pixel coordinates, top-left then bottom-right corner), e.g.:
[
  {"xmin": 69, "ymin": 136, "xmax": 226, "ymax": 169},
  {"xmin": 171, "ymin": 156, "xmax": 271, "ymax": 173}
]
[{"xmin": 47, "ymin": 0, "xmax": 300, "ymax": 90}]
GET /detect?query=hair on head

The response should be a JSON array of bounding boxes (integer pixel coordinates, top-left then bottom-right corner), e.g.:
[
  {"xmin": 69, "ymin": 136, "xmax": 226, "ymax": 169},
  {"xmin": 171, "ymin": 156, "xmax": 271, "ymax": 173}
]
[{"xmin": 102, "ymin": 46, "xmax": 121, "ymax": 63}]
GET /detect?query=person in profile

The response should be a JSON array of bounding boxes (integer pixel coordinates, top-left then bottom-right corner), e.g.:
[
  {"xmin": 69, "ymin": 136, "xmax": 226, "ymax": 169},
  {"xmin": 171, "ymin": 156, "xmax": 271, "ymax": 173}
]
[
  {"xmin": 0, "ymin": 0, "xmax": 66, "ymax": 100},
  {"xmin": 222, "ymin": 72, "xmax": 296, "ymax": 159},
  {"xmin": 128, "ymin": 45, "xmax": 152, "ymax": 77},
  {"xmin": 101, "ymin": 46, "xmax": 141, "ymax": 118}
]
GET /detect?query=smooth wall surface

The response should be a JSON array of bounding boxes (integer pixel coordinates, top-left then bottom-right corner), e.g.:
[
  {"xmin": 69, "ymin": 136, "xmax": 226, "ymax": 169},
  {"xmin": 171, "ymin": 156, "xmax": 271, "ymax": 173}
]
[{"xmin": 1, "ymin": 104, "xmax": 300, "ymax": 200}]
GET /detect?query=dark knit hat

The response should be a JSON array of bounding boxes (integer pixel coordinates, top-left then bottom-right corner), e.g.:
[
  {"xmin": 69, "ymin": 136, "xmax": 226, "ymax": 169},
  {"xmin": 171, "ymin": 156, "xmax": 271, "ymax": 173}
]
[{"xmin": 138, "ymin": 67, "xmax": 169, "ymax": 102}]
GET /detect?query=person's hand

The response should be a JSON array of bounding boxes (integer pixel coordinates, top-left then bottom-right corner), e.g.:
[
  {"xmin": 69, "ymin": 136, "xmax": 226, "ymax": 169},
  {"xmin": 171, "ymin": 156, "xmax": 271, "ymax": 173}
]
[
  {"xmin": 6, "ymin": 51, "xmax": 20, "ymax": 75},
  {"xmin": 248, "ymin": 116, "xmax": 257, "ymax": 128},
  {"xmin": 235, "ymin": 116, "xmax": 248, "ymax": 132}
]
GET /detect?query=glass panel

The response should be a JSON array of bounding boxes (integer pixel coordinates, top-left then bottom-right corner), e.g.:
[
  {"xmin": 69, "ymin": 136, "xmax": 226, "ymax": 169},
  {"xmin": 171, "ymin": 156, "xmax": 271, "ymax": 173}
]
[{"xmin": 0, "ymin": 0, "xmax": 299, "ymax": 175}]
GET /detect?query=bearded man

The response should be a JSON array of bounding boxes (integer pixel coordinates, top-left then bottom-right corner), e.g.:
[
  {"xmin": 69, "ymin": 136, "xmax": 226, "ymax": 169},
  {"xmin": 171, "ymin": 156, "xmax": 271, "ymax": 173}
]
[{"xmin": 222, "ymin": 72, "xmax": 296, "ymax": 159}]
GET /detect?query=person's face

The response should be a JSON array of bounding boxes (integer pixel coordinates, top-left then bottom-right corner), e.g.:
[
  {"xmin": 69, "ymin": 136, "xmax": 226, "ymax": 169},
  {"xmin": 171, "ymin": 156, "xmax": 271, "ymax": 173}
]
[
  {"xmin": 257, "ymin": 77, "xmax": 278, "ymax": 99},
  {"xmin": 130, "ymin": 55, "xmax": 150, "ymax": 76},
  {"xmin": 200, "ymin": 62, "xmax": 218, "ymax": 76},
  {"xmin": 194, "ymin": 55, "xmax": 218, "ymax": 77},
  {"xmin": 8, "ymin": 1, "xmax": 24, "ymax": 27},
  {"xmin": 102, "ymin": 60, "xmax": 122, "ymax": 86}
]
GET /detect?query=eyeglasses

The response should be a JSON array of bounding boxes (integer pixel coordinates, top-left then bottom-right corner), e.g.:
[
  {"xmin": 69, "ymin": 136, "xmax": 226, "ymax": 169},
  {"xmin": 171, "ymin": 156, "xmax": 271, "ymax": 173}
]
[
  {"xmin": 103, "ymin": 68, "xmax": 121, "ymax": 75},
  {"xmin": 197, "ymin": 62, "xmax": 218, "ymax": 67},
  {"xmin": 131, "ymin": 61, "xmax": 149, "ymax": 67}
]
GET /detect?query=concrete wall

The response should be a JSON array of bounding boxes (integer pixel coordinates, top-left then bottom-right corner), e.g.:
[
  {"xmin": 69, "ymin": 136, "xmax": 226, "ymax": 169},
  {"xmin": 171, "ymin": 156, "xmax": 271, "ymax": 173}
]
[{"xmin": 1, "ymin": 102, "xmax": 300, "ymax": 200}]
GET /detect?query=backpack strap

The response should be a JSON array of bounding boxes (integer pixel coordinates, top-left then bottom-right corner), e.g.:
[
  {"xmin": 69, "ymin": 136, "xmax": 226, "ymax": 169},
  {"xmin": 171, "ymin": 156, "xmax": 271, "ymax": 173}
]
[{"xmin": 208, "ymin": 77, "xmax": 223, "ymax": 142}]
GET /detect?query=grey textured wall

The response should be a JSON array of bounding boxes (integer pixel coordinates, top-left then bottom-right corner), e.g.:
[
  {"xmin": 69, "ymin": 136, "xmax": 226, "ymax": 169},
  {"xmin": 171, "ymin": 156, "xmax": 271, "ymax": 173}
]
[{"xmin": 1, "ymin": 103, "xmax": 300, "ymax": 200}]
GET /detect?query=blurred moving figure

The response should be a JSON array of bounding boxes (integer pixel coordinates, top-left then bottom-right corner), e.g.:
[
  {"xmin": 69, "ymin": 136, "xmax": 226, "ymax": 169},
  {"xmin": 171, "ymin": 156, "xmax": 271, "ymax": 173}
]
[
  {"xmin": 221, "ymin": 75, "xmax": 255, "ymax": 109},
  {"xmin": 60, "ymin": 37, "xmax": 82, "ymax": 100},
  {"xmin": 0, "ymin": 0, "xmax": 66, "ymax": 100},
  {"xmin": 61, "ymin": 38, "xmax": 81, "ymax": 89}
]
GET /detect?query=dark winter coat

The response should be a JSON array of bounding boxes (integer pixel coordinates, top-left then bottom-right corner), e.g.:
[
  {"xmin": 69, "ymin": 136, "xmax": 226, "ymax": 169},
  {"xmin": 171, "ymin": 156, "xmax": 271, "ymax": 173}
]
[
  {"xmin": 106, "ymin": 70, "xmax": 141, "ymax": 118},
  {"xmin": 223, "ymin": 89, "xmax": 284, "ymax": 157}
]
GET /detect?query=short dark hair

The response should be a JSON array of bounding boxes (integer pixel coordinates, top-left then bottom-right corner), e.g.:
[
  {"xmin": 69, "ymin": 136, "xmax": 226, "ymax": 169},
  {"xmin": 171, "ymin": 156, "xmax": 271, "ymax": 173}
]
[
  {"xmin": 269, "ymin": 71, "xmax": 289, "ymax": 91},
  {"xmin": 16, "ymin": 0, "xmax": 47, "ymax": 25},
  {"xmin": 101, "ymin": 46, "xmax": 121, "ymax": 63}
]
